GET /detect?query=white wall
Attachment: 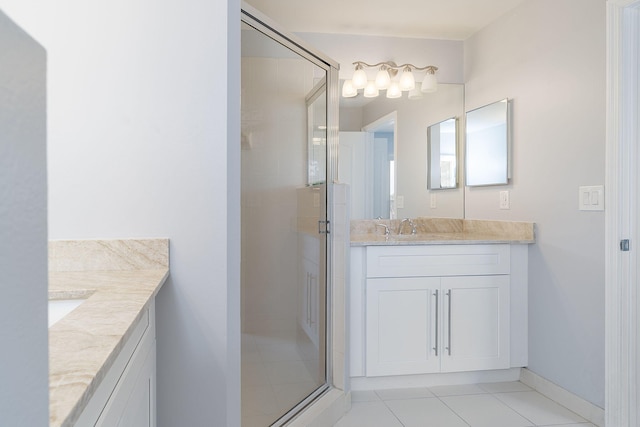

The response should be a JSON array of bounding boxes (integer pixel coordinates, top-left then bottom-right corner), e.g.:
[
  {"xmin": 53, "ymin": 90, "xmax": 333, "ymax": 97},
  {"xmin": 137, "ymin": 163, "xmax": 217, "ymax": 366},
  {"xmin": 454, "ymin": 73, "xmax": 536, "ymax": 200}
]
[
  {"xmin": 0, "ymin": 10, "xmax": 48, "ymax": 426},
  {"xmin": 464, "ymin": 0, "xmax": 606, "ymax": 407},
  {"xmin": 0, "ymin": 0, "xmax": 241, "ymax": 425}
]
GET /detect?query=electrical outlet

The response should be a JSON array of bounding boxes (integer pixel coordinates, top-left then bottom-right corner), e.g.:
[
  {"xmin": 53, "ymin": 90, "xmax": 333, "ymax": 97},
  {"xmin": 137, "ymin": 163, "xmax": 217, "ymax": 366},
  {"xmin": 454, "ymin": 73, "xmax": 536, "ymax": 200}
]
[
  {"xmin": 430, "ymin": 193, "xmax": 437, "ymax": 209},
  {"xmin": 500, "ymin": 190, "xmax": 510, "ymax": 209}
]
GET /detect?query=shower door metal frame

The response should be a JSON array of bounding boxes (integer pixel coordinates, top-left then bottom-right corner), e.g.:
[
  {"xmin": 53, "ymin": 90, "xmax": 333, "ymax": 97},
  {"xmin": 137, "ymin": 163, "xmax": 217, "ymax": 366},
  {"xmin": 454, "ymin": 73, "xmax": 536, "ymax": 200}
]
[{"xmin": 241, "ymin": 3, "xmax": 340, "ymax": 426}]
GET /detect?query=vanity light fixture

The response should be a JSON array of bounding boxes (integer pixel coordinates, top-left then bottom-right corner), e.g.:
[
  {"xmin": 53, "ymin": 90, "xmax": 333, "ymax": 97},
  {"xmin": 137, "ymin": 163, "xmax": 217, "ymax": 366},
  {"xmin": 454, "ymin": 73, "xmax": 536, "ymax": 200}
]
[{"xmin": 342, "ymin": 61, "xmax": 438, "ymax": 99}]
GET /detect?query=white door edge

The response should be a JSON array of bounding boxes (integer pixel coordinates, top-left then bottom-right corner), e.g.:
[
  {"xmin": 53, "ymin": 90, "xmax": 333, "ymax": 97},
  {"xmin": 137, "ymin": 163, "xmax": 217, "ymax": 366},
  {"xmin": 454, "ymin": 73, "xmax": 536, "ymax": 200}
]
[{"xmin": 605, "ymin": 1, "xmax": 640, "ymax": 425}]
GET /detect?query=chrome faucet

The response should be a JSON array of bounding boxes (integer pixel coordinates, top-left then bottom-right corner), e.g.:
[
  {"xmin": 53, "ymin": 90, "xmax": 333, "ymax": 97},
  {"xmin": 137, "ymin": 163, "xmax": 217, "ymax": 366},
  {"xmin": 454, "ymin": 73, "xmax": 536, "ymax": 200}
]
[
  {"xmin": 375, "ymin": 223, "xmax": 390, "ymax": 237},
  {"xmin": 399, "ymin": 218, "xmax": 417, "ymax": 235}
]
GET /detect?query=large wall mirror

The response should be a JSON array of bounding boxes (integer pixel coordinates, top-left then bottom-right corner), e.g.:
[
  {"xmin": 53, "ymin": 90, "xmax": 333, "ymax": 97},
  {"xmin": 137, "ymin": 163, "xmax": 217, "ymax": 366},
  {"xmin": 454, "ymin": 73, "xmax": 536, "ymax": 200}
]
[
  {"xmin": 339, "ymin": 83, "xmax": 465, "ymax": 219},
  {"xmin": 465, "ymin": 99, "xmax": 511, "ymax": 187}
]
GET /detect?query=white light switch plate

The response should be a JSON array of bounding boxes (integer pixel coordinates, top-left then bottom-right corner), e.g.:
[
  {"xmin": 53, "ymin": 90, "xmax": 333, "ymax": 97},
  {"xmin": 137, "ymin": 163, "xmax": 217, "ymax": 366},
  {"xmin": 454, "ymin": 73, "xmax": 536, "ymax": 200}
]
[
  {"xmin": 430, "ymin": 193, "xmax": 437, "ymax": 209},
  {"xmin": 396, "ymin": 195, "xmax": 404, "ymax": 209},
  {"xmin": 579, "ymin": 185, "xmax": 604, "ymax": 211}
]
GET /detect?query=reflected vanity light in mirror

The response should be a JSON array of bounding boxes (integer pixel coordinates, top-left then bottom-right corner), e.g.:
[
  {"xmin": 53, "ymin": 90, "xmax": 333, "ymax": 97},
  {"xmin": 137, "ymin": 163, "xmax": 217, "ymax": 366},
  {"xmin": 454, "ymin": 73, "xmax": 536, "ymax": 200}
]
[
  {"xmin": 427, "ymin": 117, "xmax": 458, "ymax": 190},
  {"xmin": 465, "ymin": 99, "xmax": 511, "ymax": 187}
]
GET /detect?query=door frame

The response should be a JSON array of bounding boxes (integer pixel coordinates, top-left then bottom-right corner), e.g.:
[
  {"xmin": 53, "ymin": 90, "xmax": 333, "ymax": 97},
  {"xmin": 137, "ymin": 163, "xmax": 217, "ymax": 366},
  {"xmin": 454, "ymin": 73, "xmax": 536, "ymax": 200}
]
[{"xmin": 605, "ymin": 0, "xmax": 640, "ymax": 425}]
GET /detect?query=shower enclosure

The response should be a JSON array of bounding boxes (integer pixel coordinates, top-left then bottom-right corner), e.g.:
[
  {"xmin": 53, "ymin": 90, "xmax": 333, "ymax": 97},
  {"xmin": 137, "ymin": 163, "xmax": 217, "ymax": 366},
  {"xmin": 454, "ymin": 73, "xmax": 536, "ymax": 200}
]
[{"xmin": 240, "ymin": 6, "xmax": 339, "ymax": 426}]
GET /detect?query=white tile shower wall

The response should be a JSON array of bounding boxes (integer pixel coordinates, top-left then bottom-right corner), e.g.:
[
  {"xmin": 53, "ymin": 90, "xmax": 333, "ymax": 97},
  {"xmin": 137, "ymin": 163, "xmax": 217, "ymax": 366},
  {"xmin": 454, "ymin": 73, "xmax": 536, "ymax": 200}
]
[{"xmin": 241, "ymin": 56, "xmax": 317, "ymax": 333}]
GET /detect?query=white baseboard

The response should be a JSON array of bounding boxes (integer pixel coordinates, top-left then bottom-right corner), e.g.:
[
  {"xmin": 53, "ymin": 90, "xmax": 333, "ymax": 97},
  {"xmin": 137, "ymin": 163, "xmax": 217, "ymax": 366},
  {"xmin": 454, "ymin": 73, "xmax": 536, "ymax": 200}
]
[
  {"xmin": 350, "ymin": 368, "xmax": 522, "ymax": 391},
  {"xmin": 519, "ymin": 368, "xmax": 604, "ymax": 427}
]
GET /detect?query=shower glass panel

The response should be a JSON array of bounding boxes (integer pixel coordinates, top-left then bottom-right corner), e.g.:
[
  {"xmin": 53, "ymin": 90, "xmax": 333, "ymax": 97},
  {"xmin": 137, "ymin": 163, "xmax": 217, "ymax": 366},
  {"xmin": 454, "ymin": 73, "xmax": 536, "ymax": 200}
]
[{"xmin": 241, "ymin": 16, "xmax": 329, "ymax": 427}]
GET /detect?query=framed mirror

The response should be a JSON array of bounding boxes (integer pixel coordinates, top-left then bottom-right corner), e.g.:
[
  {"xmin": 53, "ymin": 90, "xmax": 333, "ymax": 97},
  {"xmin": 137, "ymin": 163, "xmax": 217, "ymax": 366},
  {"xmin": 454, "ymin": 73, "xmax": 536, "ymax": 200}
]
[
  {"xmin": 427, "ymin": 117, "xmax": 458, "ymax": 190},
  {"xmin": 465, "ymin": 99, "xmax": 510, "ymax": 187}
]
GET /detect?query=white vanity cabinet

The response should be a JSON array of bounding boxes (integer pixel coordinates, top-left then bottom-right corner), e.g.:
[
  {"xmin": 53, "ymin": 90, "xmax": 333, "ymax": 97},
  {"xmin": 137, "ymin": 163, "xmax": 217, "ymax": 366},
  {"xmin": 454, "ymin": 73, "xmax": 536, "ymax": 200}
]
[
  {"xmin": 299, "ymin": 234, "xmax": 320, "ymax": 348},
  {"xmin": 351, "ymin": 244, "xmax": 528, "ymax": 379},
  {"xmin": 366, "ymin": 275, "xmax": 509, "ymax": 376},
  {"xmin": 74, "ymin": 301, "xmax": 157, "ymax": 427}
]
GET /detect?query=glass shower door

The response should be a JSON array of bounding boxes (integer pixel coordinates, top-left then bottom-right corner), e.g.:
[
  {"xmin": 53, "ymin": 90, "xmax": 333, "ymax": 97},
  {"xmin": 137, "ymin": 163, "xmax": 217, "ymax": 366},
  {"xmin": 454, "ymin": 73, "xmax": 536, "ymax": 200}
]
[{"xmin": 240, "ymin": 12, "xmax": 331, "ymax": 427}]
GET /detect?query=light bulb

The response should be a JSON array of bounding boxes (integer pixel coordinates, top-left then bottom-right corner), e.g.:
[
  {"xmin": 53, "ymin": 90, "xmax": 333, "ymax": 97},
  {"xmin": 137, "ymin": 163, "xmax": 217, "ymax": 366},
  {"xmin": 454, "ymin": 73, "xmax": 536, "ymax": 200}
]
[
  {"xmin": 375, "ymin": 67, "xmax": 391, "ymax": 89},
  {"xmin": 421, "ymin": 71, "xmax": 438, "ymax": 93},
  {"xmin": 386, "ymin": 81, "xmax": 402, "ymax": 99},
  {"xmin": 363, "ymin": 81, "xmax": 379, "ymax": 98},
  {"xmin": 399, "ymin": 66, "xmax": 415, "ymax": 91},
  {"xmin": 351, "ymin": 65, "xmax": 368, "ymax": 89},
  {"xmin": 342, "ymin": 80, "xmax": 358, "ymax": 98}
]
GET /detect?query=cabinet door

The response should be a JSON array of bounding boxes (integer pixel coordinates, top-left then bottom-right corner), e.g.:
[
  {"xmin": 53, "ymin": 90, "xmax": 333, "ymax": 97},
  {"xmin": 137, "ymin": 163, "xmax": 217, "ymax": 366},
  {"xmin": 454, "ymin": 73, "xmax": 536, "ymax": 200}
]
[
  {"xmin": 366, "ymin": 277, "xmax": 440, "ymax": 376},
  {"xmin": 440, "ymin": 275, "xmax": 510, "ymax": 372},
  {"xmin": 95, "ymin": 306, "xmax": 156, "ymax": 427},
  {"xmin": 112, "ymin": 345, "xmax": 155, "ymax": 427}
]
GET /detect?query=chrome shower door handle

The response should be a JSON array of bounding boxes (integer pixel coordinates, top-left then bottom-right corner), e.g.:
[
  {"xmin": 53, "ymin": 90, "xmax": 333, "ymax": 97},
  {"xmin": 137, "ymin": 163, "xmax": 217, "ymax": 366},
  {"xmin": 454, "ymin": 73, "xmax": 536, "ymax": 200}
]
[{"xmin": 318, "ymin": 220, "xmax": 330, "ymax": 234}]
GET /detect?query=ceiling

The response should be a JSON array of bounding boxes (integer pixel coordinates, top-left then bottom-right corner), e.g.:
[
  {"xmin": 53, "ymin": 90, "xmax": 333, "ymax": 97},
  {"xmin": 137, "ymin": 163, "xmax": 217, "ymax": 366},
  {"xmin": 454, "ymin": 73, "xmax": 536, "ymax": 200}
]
[{"xmin": 244, "ymin": 0, "xmax": 526, "ymax": 40}]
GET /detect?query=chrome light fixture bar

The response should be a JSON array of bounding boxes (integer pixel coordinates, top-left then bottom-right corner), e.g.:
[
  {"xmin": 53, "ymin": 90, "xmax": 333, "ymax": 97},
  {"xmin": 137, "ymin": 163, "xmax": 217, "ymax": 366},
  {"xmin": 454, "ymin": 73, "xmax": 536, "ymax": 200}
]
[{"xmin": 342, "ymin": 61, "xmax": 438, "ymax": 99}]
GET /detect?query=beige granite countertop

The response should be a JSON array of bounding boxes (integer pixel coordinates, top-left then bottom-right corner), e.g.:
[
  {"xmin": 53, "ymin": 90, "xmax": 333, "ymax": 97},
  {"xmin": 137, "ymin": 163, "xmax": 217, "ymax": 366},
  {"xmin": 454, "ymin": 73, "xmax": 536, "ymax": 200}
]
[
  {"xmin": 48, "ymin": 239, "xmax": 169, "ymax": 427},
  {"xmin": 350, "ymin": 218, "xmax": 535, "ymax": 246}
]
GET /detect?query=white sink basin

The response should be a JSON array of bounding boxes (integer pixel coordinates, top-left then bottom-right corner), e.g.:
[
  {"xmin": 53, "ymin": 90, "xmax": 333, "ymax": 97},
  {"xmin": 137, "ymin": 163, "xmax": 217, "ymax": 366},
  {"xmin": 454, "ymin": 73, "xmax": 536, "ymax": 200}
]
[{"xmin": 48, "ymin": 299, "xmax": 86, "ymax": 327}]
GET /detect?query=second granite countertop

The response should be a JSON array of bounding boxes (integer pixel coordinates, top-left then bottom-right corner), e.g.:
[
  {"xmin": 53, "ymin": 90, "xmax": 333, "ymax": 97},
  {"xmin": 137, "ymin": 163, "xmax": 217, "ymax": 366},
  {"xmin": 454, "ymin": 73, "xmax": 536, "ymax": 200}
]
[{"xmin": 350, "ymin": 218, "xmax": 535, "ymax": 246}]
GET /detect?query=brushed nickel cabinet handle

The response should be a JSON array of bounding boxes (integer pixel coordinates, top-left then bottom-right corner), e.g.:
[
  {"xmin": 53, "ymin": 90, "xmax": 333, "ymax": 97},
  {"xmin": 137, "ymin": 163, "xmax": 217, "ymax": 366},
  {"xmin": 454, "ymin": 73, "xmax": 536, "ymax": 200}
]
[
  {"xmin": 433, "ymin": 289, "xmax": 439, "ymax": 356},
  {"xmin": 446, "ymin": 289, "xmax": 452, "ymax": 356}
]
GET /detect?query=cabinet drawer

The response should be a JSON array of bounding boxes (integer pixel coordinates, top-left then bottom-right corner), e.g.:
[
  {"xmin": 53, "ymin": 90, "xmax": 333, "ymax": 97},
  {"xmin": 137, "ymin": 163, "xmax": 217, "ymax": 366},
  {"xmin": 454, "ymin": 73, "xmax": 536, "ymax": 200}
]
[{"xmin": 366, "ymin": 244, "xmax": 510, "ymax": 278}]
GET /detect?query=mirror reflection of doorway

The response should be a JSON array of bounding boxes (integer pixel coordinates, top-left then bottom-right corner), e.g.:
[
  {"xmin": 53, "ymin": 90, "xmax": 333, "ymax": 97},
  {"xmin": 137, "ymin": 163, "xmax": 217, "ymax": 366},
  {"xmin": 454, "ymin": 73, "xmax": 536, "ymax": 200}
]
[
  {"xmin": 240, "ymin": 9, "xmax": 335, "ymax": 427},
  {"xmin": 364, "ymin": 113, "xmax": 397, "ymax": 220},
  {"xmin": 339, "ymin": 112, "xmax": 397, "ymax": 220}
]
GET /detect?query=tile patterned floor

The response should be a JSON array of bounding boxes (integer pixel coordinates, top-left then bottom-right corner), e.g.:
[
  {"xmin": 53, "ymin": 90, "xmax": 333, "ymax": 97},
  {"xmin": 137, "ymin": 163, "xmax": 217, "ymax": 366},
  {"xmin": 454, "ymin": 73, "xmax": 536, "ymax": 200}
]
[{"xmin": 335, "ymin": 382, "xmax": 596, "ymax": 427}]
